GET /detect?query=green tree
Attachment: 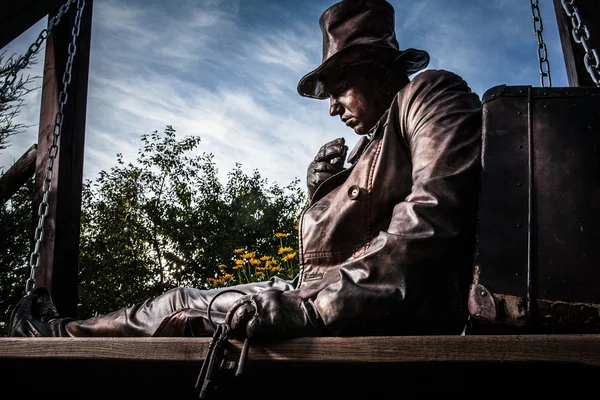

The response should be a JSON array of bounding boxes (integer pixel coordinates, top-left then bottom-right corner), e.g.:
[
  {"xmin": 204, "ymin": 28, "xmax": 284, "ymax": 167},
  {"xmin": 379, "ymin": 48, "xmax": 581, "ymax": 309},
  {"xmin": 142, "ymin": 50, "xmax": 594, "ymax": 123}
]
[
  {"xmin": 0, "ymin": 51, "xmax": 38, "ymax": 152},
  {"xmin": 0, "ymin": 126, "xmax": 306, "ymax": 333},
  {"xmin": 77, "ymin": 126, "xmax": 305, "ymax": 318},
  {"xmin": 0, "ymin": 180, "xmax": 33, "ymax": 334}
]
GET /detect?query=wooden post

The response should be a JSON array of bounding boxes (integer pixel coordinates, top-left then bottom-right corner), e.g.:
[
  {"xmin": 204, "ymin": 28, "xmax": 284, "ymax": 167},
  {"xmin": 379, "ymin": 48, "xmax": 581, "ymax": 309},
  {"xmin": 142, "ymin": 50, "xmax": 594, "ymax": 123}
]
[
  {"xmin": 0, "ymin": 144, "xmax": 37, "ymax": 205},
  {"xmin": 33, "ymin": 0, "xmax": 92, "ymax": 317},
  {"xmin": 553, "ymin": 0, "xmax": 600, "ymax": 87}
]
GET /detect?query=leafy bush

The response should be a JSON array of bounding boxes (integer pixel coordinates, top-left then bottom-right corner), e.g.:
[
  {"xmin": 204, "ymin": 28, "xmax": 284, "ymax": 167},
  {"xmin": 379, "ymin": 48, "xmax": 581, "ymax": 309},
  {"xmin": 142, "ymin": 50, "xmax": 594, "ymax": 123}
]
[{"xmin": 77, "ymin": 126, "xmax": 305, "ymax": 318}]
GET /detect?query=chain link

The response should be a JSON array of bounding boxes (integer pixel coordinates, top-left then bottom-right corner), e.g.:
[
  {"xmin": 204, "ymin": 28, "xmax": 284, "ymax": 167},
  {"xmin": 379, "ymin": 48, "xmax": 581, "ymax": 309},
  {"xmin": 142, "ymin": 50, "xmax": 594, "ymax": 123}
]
[
  {"xmin": 0, "ymin": 0, "xmax": 77, "ymax": 100},
  {"xmin": 26, "ymin": 0, "xmax": 86, "ymax": 295},
  {"xmin": 530, "ymin": 0, "xmax": 552, "ymax": 87},
  {"xmin": 561, "ymin": 0, "xmax": 600, "ymax": 86}
]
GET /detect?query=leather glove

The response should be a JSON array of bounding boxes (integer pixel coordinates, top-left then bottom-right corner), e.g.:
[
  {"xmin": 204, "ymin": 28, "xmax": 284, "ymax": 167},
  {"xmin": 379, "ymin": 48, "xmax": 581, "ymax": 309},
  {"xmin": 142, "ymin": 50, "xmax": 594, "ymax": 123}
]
[
  {"xmin": 307, "ymin": 137, "xmax": 348, "ymax": 199},
  {"xmin": 8, "ymin": 286, "xmax": 71, "ymax": 337},
  {"xmin": 225, "ymin": 289, "xmax": 324, "ymax": 339}
]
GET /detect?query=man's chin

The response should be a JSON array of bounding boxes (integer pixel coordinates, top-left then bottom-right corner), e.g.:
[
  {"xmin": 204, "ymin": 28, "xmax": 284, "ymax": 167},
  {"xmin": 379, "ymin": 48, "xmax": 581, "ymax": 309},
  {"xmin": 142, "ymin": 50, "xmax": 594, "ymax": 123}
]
[
  {"xmin": 352, "ymin": 124, "xmax": 366, "ymax": 135},
  {"xmin": 347, "ymin": 121, "xmax": 371, "ymax": 135}
]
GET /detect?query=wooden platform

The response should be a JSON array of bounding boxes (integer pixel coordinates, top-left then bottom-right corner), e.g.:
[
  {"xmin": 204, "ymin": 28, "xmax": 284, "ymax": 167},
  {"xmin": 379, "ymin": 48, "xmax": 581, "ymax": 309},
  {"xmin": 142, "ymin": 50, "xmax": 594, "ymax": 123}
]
[{"xmin": 1, "ymin": 334, "xmax": 599, "ymax": 398}]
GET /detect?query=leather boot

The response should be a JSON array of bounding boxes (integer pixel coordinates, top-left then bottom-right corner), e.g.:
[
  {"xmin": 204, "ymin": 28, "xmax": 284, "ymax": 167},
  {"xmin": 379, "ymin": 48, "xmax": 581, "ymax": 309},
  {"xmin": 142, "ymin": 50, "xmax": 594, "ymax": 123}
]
[{"xmin": 8, "ymin": 287, "xmax": 74, "ymax": 337}]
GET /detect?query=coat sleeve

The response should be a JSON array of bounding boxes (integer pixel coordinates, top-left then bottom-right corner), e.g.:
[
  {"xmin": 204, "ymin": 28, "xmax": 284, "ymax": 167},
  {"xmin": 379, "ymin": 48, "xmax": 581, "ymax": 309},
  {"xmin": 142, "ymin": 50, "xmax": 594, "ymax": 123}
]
[{"xmin": 312, "ymin": 70, "xmax": 483, "ymax": 335}]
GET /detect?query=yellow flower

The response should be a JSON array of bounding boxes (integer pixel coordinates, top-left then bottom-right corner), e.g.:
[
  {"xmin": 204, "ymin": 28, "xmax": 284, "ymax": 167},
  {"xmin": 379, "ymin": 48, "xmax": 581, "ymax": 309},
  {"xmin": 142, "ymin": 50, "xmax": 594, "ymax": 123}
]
[
  {"xmin": 249, "ymin": 258, "xmax": 261, "ymax": 266},
  {"xmin": 282, "ymin": 252, "xmax": 297, "ymax": 261},
  {"xmin": 233, "ymin": 248, "xmax": 245, "ymax": 254},
  {"xmin": 270, "ymin": 266, "xmax": 283, "ymax": 273},
  {"xmin": 218, "ymin": 264, "xmax": 227, "ymax": 269},
  {"xmin": 274, "ymin": 233, "xmax": 288, "ymax": 238},
  {"xmin": 222, "ymin": 273, "xmax": 234, "ymax": 281},
  {"xmin": 294, "ymin": 224, "xmax": 299, "ymax": 230},
  {"xmin": 241, "ymin": 252, "xmax": 255, "ymax": 259},
  {"xmin": 260, "ymin": 255, "xmax": 271, "ymax": 261},
  {"xmin": 278, "ymin": 246, "xmax": 293, "ymax": 254},
  {"xmin": 235, "ymin": 259, "xmax": 244, "ymax": 265},
  {"xmin": 233, "ymin": 264, "xmax": 243, "ymax": 270},
  {"xmin": 266, "ymin": 259, "xmax": 278, "ymax": 266},
  {"xmin": 256, "ymin": 267, "xmax": 266, "ymax": 272},
  {"xmin": 256, "ymin": 271, "xmax": 265, "ymax": 277}
]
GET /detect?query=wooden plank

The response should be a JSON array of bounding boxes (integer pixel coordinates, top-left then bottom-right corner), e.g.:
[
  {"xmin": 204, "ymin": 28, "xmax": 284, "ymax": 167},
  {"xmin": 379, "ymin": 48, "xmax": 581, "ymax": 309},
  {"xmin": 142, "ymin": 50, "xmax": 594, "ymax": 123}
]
[
  {"xmin": 1, "ymin": 334, "xmax": 600, "ymax": 365},
  {"xmin": 0, "ymin": 0, "xmax": 66, "ymax": 50},
  {"xmin": 0, "ymin": 143, "xmax": 36, "ymax": 204},
  {"xmin": 553, "ymin": 0, "xmax": 600, "ymax": 87},
  {"xmin": 0, "ymin": 337, "xmax": 211, "ymax": 361},
  {"xmin": 1, "ymin": 336, "xmax": 599, "ymax": 397},
  {"xmin": 33, "ymin": 1, "xmax": 92, "ymax": 317}
]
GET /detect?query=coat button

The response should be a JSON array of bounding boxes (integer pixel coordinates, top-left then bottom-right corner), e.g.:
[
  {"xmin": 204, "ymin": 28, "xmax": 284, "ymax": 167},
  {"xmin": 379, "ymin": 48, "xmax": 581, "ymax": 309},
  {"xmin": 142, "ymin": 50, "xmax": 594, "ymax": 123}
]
[{"xmin": 347, "ymin": 185, "xmax": 360, "ymax": 199}]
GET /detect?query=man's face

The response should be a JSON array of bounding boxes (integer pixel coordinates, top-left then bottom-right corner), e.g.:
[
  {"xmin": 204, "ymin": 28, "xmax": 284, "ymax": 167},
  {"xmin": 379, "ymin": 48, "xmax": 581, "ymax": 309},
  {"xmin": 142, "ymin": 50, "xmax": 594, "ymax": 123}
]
[{"xmin": 324, "ymin": 66, "xmax": 388, "ymax": 135}]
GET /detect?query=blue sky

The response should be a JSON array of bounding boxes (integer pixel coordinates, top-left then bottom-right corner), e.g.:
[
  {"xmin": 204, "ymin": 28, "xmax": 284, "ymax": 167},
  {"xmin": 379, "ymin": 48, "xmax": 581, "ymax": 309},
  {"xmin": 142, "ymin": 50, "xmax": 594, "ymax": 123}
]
[{"xmin": 1, "ymin": 0, "xmax": 569, "ymax": 189}]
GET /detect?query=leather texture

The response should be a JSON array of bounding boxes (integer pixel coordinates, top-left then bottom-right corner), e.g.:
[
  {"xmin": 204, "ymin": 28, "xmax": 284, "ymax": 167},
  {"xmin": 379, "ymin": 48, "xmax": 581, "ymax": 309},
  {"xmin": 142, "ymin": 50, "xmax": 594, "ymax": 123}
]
[
  {"xmin": 306, "ymin": 137, "xmax": 348, "ymax": 200},
  {"xmin": 297, "ymin": 0, "xmax": 429, "ymax": 99},
  {"xmin": 9, "ymin": 279, "xmax": 295, "ymax": 337},
  {"xmin": 293, "ymin": 69, "xmax": 482, "ymax": 335},
  {"xmin": 9, "ymin": 287, "xmax": 73, "ymax": 337},
  {"xmin": 225, "ymin": 289, "xmax": 324, "ymax": 339}
]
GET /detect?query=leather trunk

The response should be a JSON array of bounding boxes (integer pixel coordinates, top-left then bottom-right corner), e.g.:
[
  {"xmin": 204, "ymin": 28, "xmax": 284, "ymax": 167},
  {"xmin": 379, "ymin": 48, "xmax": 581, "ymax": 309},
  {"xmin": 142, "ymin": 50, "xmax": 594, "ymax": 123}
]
[{"xmin": 468, "ymin": 84, "xmax": 600, "ymax": 333}]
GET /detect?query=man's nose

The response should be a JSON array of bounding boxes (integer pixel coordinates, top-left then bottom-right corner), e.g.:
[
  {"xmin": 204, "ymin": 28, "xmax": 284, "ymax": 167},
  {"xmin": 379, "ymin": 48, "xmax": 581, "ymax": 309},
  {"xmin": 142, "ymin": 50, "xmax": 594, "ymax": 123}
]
[{"xmin": 329, "ymin": 97, "xmax": 343, "ymax": 116}]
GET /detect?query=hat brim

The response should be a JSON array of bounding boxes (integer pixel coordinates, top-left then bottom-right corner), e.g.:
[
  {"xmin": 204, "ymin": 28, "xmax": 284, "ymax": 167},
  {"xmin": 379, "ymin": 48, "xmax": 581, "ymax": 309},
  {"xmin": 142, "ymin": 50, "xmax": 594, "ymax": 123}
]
[{"xmin": 297, "ymin": 44, "xmax": 430, "ymax": 99}]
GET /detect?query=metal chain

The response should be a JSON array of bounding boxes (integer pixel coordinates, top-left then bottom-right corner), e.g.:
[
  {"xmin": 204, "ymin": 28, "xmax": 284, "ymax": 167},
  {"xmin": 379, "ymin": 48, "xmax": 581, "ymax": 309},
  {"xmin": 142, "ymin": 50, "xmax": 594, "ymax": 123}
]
[
  {"xmin": 530, "ymin": 0, "xmax": 552, "ymax": 87},
  {"xmin": 26, "ymin": 0, "xmax": 86, "ymax": 296},
  {"xmin": 561, "ymin": 0, "xmax": 600, "ymax": 86},
  {"xmin": 0, "ymin": 0, "xmax": 77, "ymax": 100}
]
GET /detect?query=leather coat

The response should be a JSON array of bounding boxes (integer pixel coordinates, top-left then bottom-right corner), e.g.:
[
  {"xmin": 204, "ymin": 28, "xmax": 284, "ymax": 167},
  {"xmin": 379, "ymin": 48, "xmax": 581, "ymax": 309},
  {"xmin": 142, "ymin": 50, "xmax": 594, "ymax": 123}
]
[{"xmin": 291, "ymin": 69, "xmax": 482, "ymax": 335}]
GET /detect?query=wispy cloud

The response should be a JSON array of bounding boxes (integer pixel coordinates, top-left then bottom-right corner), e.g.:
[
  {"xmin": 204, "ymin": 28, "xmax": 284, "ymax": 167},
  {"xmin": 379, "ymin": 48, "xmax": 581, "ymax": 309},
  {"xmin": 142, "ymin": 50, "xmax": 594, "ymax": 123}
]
[
  {"xmin": 396, "ymin": 0, "xmax": 567, "ymax": 96},
  {"xmin": 249, "ymin": 30, "xmax": 314, "ymax": 72},
  {"xmin": 1, "ymin": 0, "xmax": 569, "ymax": 191},
  {"xmin": 79, "ymin": 0, "xmax": 342, "ymax": 187}
]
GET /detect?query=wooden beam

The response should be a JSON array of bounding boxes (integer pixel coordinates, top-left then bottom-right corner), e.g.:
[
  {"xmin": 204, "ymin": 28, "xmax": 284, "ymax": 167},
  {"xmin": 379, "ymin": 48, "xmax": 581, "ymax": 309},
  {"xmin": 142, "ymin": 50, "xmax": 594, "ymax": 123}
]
[
  {"xmin": 0, "ymin": 143, "xmax": 36, "ymax": 205},
  {"xmin": 553, "ymin": 0, "xmax": 600, "ymax": 87},
  {"xmin": 0, "ymin": 0, "xmax": 66, "ymax": 50},
  {"xmin": 1, "ymin": 335, "xmax": 599, "ymax": 397},
  {"xmin": 33, "ymin": 1, "xmax": 92, "ymax": 317},
  {"xmin": 1, "ymin": 334, "xmax": 600, "ymax": 365}
]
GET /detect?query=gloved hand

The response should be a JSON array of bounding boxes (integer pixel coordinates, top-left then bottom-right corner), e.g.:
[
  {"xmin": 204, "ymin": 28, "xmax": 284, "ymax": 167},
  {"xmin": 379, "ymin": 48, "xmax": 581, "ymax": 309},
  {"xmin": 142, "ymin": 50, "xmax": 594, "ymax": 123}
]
[
  {"xmin": 307, "ymin": 137, "xmax": 348, "ymax": 199},
  {"xmin": 225, "ymin": 289, "xmax": 323, "ymax": 339}
]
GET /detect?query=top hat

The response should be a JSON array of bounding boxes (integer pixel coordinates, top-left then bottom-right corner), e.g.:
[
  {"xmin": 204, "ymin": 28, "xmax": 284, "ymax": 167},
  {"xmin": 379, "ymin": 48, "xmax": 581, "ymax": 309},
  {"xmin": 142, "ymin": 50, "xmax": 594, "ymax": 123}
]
[{"xmin": 297, "ymin": 0, "xmax": 430, "ymax": 99}]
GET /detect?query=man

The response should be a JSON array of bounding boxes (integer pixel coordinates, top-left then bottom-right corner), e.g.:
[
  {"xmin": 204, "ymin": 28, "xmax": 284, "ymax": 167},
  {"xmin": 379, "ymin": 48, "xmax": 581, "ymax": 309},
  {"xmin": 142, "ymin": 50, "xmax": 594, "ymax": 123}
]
[{"xmin": 9, "ymin": 0, "xmax": 481, "ymax": 339}]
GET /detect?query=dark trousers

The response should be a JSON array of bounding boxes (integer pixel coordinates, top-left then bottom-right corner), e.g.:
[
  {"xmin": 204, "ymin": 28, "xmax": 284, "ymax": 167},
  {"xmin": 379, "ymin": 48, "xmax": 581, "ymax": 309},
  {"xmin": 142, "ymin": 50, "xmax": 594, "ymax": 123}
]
[{"xmin": 53, "ymin": 277, "xmax": 295, "ymax": 337}]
